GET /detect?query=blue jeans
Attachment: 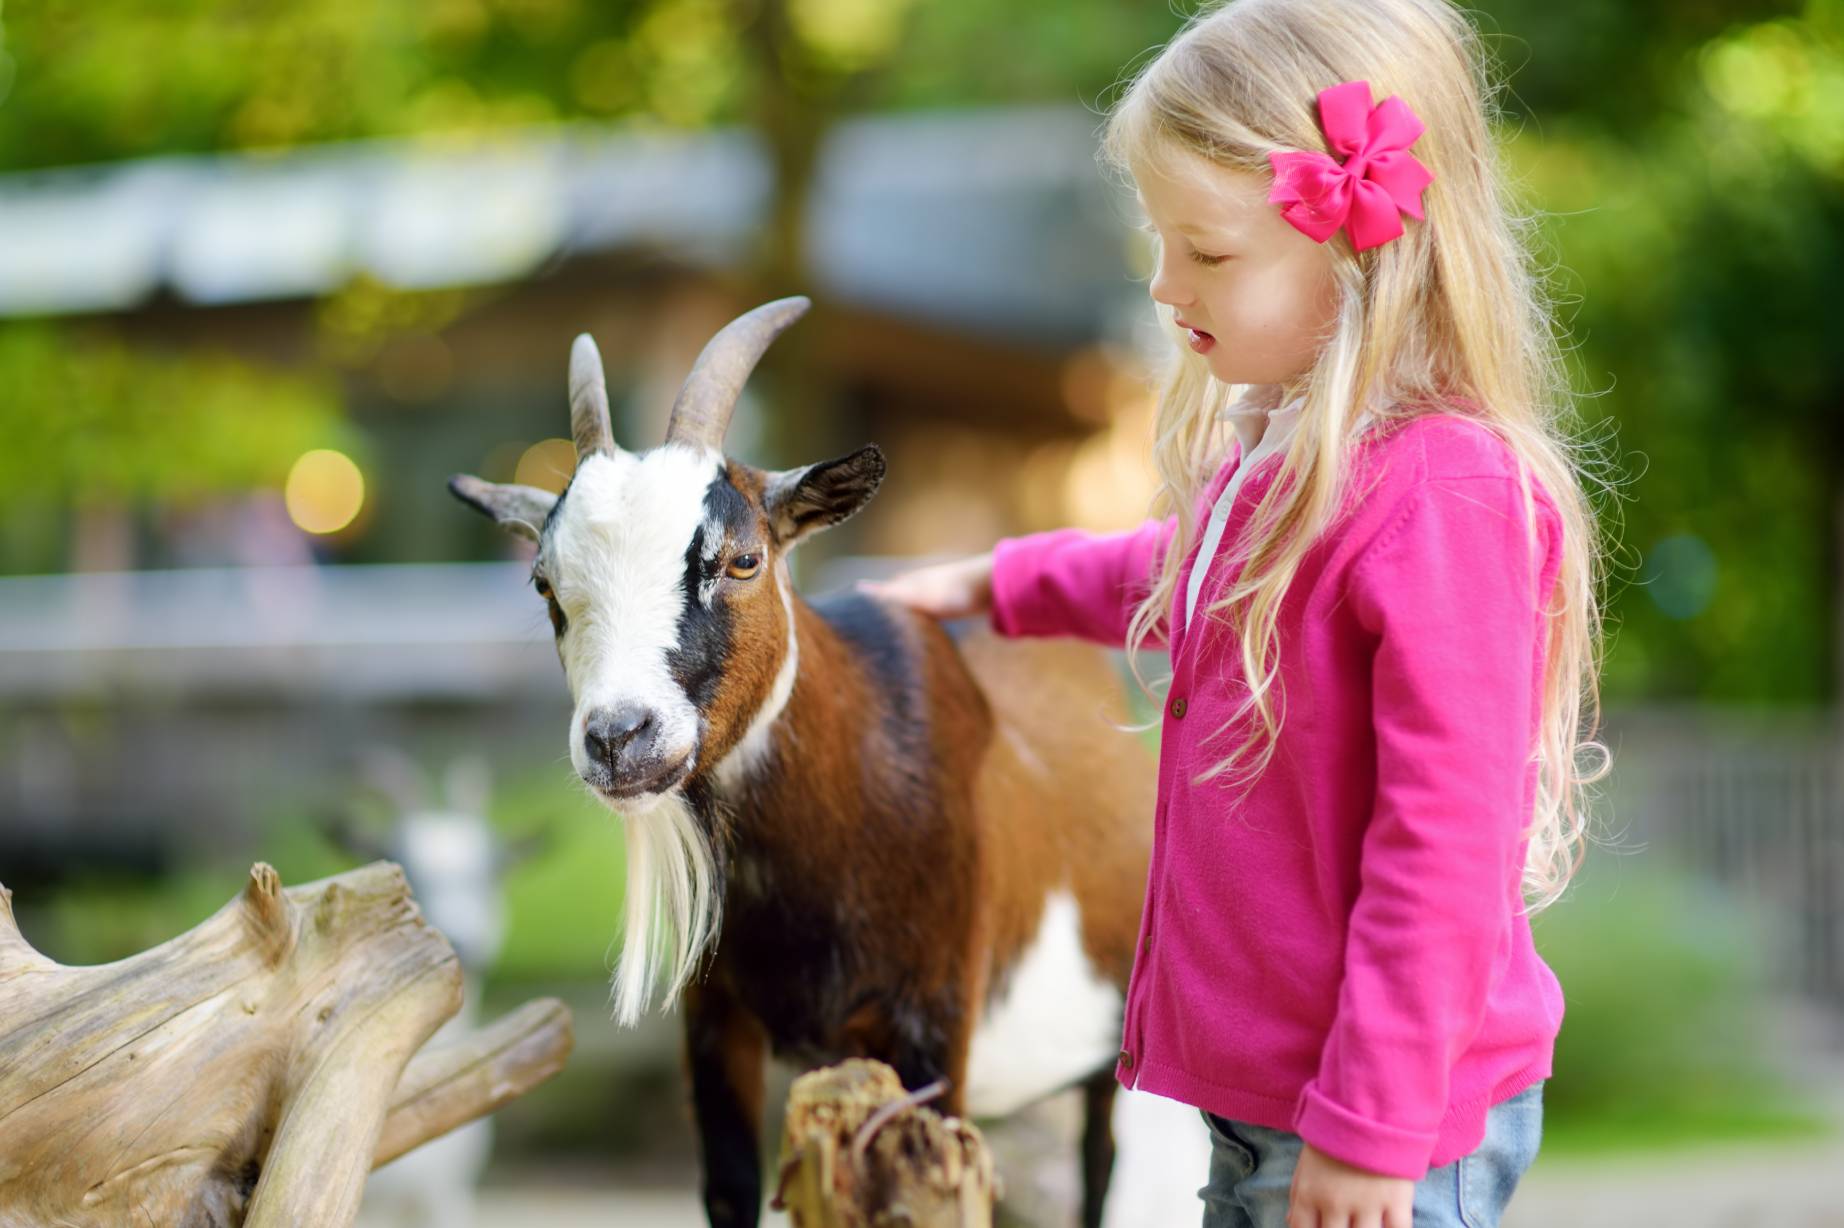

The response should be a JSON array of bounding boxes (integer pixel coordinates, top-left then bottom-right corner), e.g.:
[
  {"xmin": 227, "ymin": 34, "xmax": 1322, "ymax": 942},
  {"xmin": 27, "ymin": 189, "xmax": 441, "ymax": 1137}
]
[{"xmin": 1199, "ymin": 1083, "xmax": 1544, "ymax": 1228}]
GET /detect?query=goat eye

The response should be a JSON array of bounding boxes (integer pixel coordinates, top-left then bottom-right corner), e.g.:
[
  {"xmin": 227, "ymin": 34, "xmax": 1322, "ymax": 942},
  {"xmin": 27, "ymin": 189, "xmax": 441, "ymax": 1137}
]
[
  {"xmin": 532, "ymin": 577, "xmax": 566, "ymax": 633},
  {"xmin": 727, "ymin": 553, "xmax": 762, "ymax": 580}
]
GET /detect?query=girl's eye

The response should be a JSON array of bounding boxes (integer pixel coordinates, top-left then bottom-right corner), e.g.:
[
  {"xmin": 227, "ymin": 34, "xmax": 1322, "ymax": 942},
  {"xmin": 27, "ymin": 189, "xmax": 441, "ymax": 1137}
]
[
  {"xmin": 727, "ymin": 553, "xmax": 762, "ymax": 580},
  {"xmin": 1190, "ymin": 249, "xmax": 1230, "ymax": 267}
]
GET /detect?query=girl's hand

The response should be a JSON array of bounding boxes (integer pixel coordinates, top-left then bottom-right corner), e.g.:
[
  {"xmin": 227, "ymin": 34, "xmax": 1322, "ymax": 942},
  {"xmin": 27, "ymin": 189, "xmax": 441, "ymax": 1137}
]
[
  {"xmin": 1288, "ymin": 1142, "xmax": 1414, "ymax": 1228},
  {"xmin": 856, "ymin": 552, "xmax": 994, "ymax": 621}
]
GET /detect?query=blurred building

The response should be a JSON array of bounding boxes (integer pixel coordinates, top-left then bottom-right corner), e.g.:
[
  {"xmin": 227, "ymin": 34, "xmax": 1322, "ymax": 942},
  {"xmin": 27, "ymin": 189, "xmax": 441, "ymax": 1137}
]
[{"xmin": 0, "ymin": 106, "xmax": 1166, "ymax": 568}]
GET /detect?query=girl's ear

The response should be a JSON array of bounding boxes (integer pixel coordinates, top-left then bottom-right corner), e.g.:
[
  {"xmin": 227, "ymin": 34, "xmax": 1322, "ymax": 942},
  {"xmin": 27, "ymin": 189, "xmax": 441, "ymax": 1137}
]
[
  {"xmin": 447, "ymin": 474, "xmax": 558, "ymax": 543},
  {"xmin": 762, "ymin": 445, "xmax": 886, "ymax": 549}
]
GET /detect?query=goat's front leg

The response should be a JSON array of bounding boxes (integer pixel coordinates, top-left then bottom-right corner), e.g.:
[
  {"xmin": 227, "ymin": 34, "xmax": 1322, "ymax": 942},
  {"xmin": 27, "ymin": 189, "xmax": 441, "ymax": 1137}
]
[
  {"xmin": 684, "ymin": 980, "xmax": 768, "ymax": 1228},
  {"xmin": 852, "ymin": 987, "xmax": 971, "ymax": 1118},
  {"xmin": 1080, "ymin": 1068, "xmax": 1119, "ymax": 1228}
]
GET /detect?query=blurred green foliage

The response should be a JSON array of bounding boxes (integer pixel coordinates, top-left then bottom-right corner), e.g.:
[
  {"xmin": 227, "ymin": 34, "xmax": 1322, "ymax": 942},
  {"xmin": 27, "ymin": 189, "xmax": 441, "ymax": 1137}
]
[
  {"xmin": 0, "ymin": 0, "xmax": 1840, "ymax": 700},
  {"xmin": 0, "ymin": 325, "xmax": 348, "ymax": 511},
  {"xmin": 0, "ymin": 0, "xmax": 1181, "ymax": 164},
  {"xmin": 1493, "ymin": 0, "xmax": 1844, "ymax": 702},
  {"xmin": 1534, "ymin": 863, "xmax": 1831, "ymax": 1152}
]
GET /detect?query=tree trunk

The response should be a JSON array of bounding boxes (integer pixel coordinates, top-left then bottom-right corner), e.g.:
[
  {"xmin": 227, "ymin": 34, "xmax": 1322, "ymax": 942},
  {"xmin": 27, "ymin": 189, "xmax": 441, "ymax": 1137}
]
[
  {"xmin": 0, "ymin": 861, "xmax": 572, "ymax": 1228},
  {"xmin": 774, "ymin": 1059, "xmax": 996, "ymax": 1228}
]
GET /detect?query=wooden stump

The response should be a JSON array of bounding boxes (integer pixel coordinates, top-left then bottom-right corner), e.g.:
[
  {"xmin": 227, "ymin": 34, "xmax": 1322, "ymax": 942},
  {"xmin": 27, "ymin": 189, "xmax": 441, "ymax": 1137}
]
[
  {"xmin": 0, "ymin": 861, "xmax": 572, "ymax": 1228},
  {"xmin": 774, "ymin": 1059, "xmax": 997, "ymax": 1228}
]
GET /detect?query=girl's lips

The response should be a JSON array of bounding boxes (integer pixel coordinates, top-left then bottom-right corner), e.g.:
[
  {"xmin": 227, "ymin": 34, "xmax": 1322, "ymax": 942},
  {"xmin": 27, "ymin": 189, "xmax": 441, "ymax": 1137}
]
[{"xmin": 1176, "ymin": 318, "xmax": 1216, "ymax": 353}]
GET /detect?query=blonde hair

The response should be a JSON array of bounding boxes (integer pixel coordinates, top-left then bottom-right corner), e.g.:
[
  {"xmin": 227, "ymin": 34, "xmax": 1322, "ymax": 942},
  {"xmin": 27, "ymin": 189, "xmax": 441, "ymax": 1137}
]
[{"xmin": 1104, "ymin": 0, "xmax": 1615, "ymax": 912}]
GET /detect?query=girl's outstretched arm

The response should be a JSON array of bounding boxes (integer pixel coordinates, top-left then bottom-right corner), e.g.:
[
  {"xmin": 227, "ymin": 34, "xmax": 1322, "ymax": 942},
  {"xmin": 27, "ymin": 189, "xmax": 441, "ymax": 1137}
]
[
  {"xmin": 858, "ymin": 551, "xmax": 995, "ymax": 621},
  {"xmin": 865, "ymin": 518, "xmax": 1177, "ymax": 648},
  {"xmin": 987, "ymin": 517, "xmax": 1178, "ymax": 648}
]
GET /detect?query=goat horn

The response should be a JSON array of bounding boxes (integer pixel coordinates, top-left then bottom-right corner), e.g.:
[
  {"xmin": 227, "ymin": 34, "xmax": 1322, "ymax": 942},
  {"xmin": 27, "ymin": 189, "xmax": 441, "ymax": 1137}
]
[
  {"xmin": 664, "ymin": 296, "xmax": 811, "ymax": 451},
  {"xmin": 570, "ymin": 334, "xmax": 618, "ymax": 461}
]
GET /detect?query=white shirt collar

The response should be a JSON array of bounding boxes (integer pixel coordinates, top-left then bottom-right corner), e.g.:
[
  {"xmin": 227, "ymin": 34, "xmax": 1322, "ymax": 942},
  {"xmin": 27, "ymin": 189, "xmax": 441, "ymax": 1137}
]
[
  {"xmin": 1182, "ymin": 392, "xmax": 1387, "ymax": 635},
  {"xmin": 1222, "ymin": 394, "xmax": 1304, "ymax": 456},
  {"xmin": 1220, "ymin": 391, "xmax": 1382, "ymax": 457}
]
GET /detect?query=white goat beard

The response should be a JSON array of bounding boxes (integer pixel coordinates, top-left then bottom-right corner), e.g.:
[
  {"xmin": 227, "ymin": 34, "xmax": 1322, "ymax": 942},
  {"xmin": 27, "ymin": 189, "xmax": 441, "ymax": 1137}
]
[{"xmin": 610, "ymin": 790, "xmax": 723, "ymax": 1026}]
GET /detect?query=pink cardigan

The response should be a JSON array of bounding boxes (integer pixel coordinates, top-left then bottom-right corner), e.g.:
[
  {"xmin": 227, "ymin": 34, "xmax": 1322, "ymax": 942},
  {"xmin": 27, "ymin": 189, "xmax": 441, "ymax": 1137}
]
[{"xmin": 989, "ymin": 412, "xmax": 1566, "ymax": 1178}]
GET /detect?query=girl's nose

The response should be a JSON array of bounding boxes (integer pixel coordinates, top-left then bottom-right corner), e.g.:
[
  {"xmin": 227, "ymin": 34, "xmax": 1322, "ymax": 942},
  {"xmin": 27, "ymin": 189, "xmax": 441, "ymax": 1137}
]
[{"xmin": 1148, "ymin": 255, "xmax": 1191, "ymax": 309}]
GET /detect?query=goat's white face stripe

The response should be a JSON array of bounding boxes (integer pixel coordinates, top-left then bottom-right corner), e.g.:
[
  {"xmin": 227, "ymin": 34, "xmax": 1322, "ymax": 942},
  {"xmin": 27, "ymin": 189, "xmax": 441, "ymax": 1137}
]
[
  {"xmin": 547, "ymin": 445, "xmax": 722, "ymax": 780},
  {"xmin": 696, "ymin": 511, "xmax": 726, "ymax": 609}
]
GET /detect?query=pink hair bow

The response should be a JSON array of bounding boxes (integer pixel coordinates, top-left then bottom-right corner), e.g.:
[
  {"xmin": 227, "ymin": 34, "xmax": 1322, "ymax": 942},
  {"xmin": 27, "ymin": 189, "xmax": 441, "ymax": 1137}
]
[{"xmin": 1267, "ymin": 79, "xmax": 1434, "ymax": 253}]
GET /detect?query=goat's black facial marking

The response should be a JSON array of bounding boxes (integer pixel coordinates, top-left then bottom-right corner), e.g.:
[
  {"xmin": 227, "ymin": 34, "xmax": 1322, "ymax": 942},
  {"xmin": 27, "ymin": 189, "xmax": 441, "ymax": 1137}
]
[
  {"xmin": 668, "ymin": 473, "xmax": 757, "ymax": 711},
  {"xmin": 541, "ymin": 477, "xmax": 573, "ymax": 537},
  {"xmin": 516, "ymin": 479, "xmax": 575, "ymax": 639},
  {"xmin": 532, "ymin": 572, "xmax": 567, "ymax": 636}
]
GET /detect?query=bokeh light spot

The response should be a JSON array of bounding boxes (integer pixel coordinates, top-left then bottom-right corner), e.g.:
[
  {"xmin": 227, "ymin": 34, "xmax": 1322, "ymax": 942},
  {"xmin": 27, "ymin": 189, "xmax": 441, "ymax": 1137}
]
[
  {"xmin": 284, "ymin": 449, "xmax": 366, "ymax": 535},
  {"xmin": 1641, "ymin": 533, "xmax": 1719, "ymax": 621},
  {"xmin": 514, "ymin": 438, "xmax": 578, "ymax": 494}
]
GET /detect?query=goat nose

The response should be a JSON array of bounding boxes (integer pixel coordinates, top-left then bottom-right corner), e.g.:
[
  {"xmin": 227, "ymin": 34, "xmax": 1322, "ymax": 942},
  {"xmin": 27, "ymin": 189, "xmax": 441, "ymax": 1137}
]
[{"xmin": 584, "ymin": 705, "xmax": 654, "ymax": 769}]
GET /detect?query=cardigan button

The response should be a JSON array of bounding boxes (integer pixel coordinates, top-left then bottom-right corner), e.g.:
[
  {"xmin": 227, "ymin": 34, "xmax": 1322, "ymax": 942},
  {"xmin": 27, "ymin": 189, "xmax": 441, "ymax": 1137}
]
[
  {"xmin": 1119, "ymin": 1049, "xmax": 1134, "ymax": 1069},
  {"xmin": 1169, "ymin": 696, "xmax": 1187, "ymax": 719}
]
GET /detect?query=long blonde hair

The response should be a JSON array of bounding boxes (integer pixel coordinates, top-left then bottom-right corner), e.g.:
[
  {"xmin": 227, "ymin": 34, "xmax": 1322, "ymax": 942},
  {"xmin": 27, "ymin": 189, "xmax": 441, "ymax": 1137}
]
[{"xmin": 1104, "ymin": 0, "xmax": 1615, "ymax": 912}]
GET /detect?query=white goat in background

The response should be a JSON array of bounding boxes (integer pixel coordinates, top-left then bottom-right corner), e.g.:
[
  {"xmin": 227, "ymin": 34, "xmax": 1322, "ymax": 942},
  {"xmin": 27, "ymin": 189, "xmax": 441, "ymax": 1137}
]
[{"xmin": 333, "ymin": 751, "xmax": 530, "ymax": 1228}]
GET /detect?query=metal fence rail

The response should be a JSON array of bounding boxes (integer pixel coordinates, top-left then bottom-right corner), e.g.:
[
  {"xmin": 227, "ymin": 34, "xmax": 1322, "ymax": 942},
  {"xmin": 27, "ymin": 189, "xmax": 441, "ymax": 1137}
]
[{"xmin": 1610, "ymin": 708, "xmax": 1844, "ymax": 1007}]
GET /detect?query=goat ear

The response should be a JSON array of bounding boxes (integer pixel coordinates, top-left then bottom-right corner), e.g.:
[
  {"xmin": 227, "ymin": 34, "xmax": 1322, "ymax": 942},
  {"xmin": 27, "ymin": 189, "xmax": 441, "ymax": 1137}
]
[
  {"xmin": 448, "ymin": 474, "xmax": 558, "ymax": 543},
  {"xmin": 763, "ymin": 445, "xmax": 886, "ymax": 548}
]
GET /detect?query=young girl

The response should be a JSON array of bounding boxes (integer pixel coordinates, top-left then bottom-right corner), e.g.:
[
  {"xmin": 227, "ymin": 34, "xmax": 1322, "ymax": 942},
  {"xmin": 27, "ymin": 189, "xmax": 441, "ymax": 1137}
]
[{"xmin": 861, "ymin": 0, "xmax": 1608, "ymax": 1225}]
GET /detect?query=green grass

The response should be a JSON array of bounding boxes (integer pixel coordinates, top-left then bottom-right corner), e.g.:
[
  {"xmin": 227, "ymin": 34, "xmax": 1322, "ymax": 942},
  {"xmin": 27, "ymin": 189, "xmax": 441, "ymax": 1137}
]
[
  {"xmin": 32, "ymin": 867, "xmax": 253, "ymax": 966},
  {"xmin": 1541, "ymin": 1099, "xmax": 1832, "ymax": 1157},
  {"xmin": 1531, "ymin": 861, "xmax": 1838, "ymax": 1154},
  {"xmin": 488, "ymin": 764, "xmax": 628, "ymax": 981}
]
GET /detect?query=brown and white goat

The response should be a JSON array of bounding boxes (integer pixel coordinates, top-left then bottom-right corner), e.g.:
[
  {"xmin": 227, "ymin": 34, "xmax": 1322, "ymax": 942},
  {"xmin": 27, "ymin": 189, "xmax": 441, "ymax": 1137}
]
[{"xmin": 450, "ymin": 298, "xmax": 1156, "ymax": 1228}]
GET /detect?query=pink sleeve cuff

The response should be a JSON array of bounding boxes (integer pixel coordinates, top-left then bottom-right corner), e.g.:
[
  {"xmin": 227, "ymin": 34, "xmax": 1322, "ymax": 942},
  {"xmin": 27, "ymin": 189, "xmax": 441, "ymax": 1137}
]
[
  {"xmin": 988, "ymin": 535, "xmax": 1034, "ymax": 638},
  {"xmin": 1292, "ymin": 1082, "xmax": 1439, "ymax": 1180},
  {"xmin": 983, "ymin": 520, "xmax": 1176, "ymax": 646}
]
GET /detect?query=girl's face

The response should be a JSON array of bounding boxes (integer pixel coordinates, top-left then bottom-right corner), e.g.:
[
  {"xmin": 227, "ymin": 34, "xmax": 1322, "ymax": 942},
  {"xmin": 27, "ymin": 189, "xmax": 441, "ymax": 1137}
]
[{"xmin": 1135, "ymin": 148, "xmax": 1341, "ymax": 388}]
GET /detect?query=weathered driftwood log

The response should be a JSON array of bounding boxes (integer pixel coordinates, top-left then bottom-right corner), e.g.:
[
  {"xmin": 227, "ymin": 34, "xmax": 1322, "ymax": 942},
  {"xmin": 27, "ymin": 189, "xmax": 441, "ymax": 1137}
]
[
  {"xmin": 0, "ymin": 861, "xmax": 572, "ymax": 1228},
  {"xmin": 774, "ymin": 1059, "xmax": 997, "ymax": 1228}
]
